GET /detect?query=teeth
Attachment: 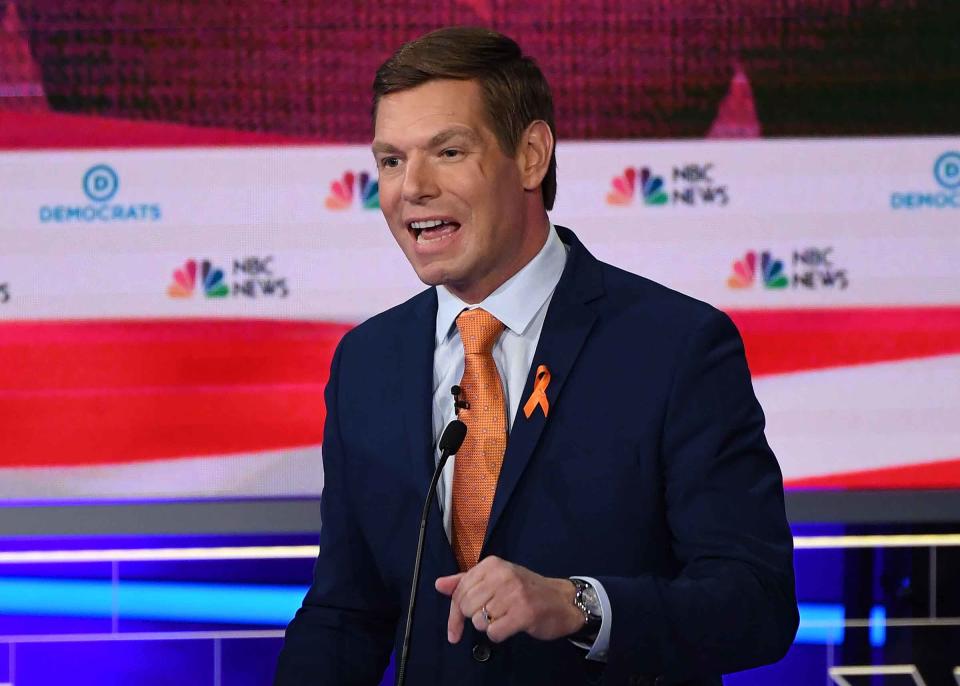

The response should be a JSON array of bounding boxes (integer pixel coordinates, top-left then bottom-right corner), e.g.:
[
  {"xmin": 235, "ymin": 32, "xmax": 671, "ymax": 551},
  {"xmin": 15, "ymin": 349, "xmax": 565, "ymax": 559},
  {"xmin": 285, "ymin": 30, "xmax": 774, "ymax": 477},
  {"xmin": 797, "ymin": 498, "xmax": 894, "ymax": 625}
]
[
  {"xmin": 410, "ymin": 219, "xmax": 446, "ymax": 230},
  {"xmin": 417, "ymin": 230, "xmax": 457, "ymax": 244}
]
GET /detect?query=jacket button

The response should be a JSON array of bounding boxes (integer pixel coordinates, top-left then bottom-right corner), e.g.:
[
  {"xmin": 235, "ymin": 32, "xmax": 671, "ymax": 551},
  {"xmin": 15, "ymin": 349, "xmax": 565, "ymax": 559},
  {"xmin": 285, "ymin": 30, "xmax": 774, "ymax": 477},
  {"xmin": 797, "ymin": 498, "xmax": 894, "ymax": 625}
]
[{"xmin": 472, "ymin": 642, "xmax": 491, "ymax": 662}]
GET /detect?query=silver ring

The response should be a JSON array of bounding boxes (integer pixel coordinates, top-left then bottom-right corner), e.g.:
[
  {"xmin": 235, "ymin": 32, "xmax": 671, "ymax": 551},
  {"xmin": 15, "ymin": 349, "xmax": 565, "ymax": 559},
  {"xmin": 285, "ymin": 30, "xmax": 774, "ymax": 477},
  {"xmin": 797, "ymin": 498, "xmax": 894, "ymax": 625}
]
[{"xmin": 482, "ymin": 605, "xmax": 495, "ymax": 624}]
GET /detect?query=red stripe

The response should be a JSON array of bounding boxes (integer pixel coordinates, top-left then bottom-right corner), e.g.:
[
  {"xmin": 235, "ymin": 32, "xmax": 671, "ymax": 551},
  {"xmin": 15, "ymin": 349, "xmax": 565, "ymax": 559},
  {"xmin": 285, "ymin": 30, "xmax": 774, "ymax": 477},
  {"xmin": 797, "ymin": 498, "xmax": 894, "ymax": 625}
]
[
  {"xmin": 0, "ymin": 319, "xmax": 351, "ymax": 467},
  {"xmin": 0, "ymin": 319, "xmax": 346, "ymax": 389},
  {"xmin": 726, "ymin": 306, "xmax": 960, "ymax": 377},
  {"xmin": 786, "ymin": 457, "xmax": 960, "ymax": 490},
  {"xmin": 2, "ymin": 306, "xmax": 959, "ymax": 469},
  {"xmin": 0, "ymin": 111, "xmax": 320, "ymax": 149}
]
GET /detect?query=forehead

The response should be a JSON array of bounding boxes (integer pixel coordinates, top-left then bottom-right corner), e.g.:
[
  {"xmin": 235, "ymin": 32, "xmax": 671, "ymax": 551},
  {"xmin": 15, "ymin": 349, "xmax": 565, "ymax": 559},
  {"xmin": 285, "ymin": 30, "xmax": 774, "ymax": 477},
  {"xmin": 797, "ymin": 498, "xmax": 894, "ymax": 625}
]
[{"xmin": 373, "ymin": 79, "xmax": 493, "ymax": 145}]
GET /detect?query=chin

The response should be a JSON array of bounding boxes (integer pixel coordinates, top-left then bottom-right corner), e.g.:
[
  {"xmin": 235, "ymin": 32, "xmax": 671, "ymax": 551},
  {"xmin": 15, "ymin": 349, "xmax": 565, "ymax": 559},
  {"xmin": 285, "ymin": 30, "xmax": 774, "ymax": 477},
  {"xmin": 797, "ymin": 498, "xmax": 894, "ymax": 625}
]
[{"xmin": 410, "ymin": 263, "xmax": 450, "ymax": 288}]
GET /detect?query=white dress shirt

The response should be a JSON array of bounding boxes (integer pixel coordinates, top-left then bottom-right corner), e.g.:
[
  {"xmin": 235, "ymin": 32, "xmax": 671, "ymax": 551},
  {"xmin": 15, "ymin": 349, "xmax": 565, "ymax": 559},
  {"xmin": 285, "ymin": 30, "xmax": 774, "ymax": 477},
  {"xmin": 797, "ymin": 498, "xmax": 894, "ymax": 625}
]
[{"xmin": 430, "ymin": 224, "xmax": 612, "ymax": 661}]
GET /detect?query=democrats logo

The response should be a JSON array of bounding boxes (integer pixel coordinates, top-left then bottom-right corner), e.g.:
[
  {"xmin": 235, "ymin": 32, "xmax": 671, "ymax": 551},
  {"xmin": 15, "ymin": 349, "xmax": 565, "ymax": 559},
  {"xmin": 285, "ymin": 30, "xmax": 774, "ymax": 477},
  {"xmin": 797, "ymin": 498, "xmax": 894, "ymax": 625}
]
[
  {"xmin": 890, "ymin": 151, "xmax": 960, "ymax": 210},
  {"xmin": 83, "ymin": 165, "xmax": 120, "ymax": 202},
  {"xmin": 606, "ymin": 164, "xmax": 729, "ymax": 208},
  {"xmin": 325, "ymin": 171, "xmax": 379, "ymax": 210},
  {"xmin": 728, "ymin": 248, "xmax": 849, "ymax": 291},
  {"xmin": 167, "ymin": 257, "xmax": 289, "ymax": 300},
  {"xmin": 39, "ymin": 165, "xmax": 162, "ymax": 224}
]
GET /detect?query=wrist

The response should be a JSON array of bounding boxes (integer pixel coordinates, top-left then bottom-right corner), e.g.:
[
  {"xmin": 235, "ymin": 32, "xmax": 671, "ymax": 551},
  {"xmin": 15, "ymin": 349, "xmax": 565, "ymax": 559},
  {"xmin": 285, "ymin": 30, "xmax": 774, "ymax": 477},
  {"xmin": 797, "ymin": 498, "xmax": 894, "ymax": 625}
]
[{"xmin": 553, "ymin": 577, "xmax": 588, "ymax": 636}]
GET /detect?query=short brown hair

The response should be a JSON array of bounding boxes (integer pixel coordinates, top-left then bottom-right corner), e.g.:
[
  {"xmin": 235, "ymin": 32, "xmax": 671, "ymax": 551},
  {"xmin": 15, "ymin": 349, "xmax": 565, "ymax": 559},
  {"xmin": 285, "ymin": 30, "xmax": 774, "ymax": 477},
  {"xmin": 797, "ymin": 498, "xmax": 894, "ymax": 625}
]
[{"xmin": 373, "ymin": 27, "xmax": 557, "ymax": 210}]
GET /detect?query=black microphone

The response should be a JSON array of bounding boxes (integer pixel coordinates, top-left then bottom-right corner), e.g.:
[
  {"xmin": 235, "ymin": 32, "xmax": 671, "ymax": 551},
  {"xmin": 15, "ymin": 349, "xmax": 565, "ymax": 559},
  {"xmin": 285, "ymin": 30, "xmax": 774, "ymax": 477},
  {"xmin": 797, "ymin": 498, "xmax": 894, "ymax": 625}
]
[{"xmin": 396, "ymin": 419, "xmax": 467, "ymax": 686}]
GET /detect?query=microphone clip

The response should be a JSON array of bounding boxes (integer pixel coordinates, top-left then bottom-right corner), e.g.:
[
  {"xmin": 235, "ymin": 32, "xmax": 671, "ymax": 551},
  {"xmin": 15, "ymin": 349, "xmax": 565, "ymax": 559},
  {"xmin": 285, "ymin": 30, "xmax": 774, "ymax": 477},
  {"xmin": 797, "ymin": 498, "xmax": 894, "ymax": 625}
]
[{"xmin": 450, "ymin": 385, "xmax": 470, "ymax": 416}]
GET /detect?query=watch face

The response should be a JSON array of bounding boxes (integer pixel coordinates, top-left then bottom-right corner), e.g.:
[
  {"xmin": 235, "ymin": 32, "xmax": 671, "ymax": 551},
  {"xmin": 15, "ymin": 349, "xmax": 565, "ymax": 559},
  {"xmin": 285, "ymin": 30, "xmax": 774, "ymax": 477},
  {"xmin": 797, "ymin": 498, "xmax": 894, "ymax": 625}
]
[{"xmin": 581, "ymin": 586, "xmax": 602, "ymax": 617}]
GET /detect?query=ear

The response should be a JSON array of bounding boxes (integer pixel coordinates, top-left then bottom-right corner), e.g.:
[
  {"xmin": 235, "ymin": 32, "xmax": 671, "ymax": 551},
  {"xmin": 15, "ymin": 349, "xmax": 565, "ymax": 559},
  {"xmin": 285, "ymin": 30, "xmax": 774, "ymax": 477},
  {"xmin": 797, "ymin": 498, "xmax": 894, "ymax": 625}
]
[{"xmin": 516, "ymin": 120, "xmax": 554, "ymax": 195}]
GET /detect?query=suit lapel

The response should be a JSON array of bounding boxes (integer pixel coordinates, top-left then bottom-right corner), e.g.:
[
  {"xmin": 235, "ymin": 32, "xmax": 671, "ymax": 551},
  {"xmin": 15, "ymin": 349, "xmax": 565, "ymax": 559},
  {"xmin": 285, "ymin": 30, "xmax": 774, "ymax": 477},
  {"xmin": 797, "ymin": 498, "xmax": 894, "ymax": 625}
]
[
  {"xmin": 483, "ymin": 228, "xmax": 604, "ymax": 547},
  {"xmin": 397, "ymin": 288, "xmax": 458, "ymax": 571}
]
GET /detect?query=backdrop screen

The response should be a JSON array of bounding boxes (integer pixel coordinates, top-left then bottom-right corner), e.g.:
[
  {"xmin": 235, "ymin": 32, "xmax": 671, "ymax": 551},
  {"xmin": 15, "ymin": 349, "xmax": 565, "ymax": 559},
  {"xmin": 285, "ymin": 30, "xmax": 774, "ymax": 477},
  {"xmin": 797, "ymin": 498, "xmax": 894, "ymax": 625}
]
[{"xmin": 1, "ymin": 0, "xmax": 958, "ymax": 505}]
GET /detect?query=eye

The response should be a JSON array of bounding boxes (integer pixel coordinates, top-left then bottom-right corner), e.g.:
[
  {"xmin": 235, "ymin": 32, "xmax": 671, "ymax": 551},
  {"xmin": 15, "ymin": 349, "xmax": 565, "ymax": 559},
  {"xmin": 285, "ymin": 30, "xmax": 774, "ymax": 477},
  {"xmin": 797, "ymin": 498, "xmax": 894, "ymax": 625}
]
[
  {"xmin": 380, "ymin": 156, "xmax": 401, "ymax": 169},
  {"xmin": 440, "ymin": 148, "xmax": 462, "ymax": 159}
]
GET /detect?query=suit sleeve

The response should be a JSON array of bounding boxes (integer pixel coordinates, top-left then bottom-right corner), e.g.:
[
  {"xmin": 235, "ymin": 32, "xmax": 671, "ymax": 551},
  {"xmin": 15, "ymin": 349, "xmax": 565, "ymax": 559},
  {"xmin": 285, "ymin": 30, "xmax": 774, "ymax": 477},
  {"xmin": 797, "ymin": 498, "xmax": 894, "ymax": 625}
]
[
  {"xmin": 274, "ymin": 337, "xmax": 399, "ymax": 686},
  {"xmin": 597, "ymin": 308, "xmax": 799, "ymax": 683}
]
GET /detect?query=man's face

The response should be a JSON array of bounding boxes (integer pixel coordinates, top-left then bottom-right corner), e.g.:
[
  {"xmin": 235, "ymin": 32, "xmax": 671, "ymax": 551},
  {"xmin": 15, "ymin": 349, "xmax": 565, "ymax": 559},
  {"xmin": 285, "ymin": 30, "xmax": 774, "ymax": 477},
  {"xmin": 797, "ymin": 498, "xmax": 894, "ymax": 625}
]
[{"xmin": 373, "ymin": 79, "xmax": 532, "ymax": 303}]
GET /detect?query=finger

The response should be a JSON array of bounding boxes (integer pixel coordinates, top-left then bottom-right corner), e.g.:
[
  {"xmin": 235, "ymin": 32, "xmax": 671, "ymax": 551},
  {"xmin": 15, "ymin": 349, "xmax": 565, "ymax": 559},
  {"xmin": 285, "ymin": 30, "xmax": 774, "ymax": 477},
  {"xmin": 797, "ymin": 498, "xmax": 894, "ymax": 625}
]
[
  {"xmin": 445, "ymin": 559, "xmax": 512, "ymax": 642},
  {"xmin": 447, "ymin": 590, "xmax": 465, "ymax": 644},
  {"xmin": 456, "ymin": 576, "xmax": 496, "ymax": 620},
  {"xmin": 434, "ymin": 573, "xmax": 463, "ymax": 597},
  {"xmin": 447, "ymin": 564, "xmax": 491, "ymax": 641},
  {"xmin": 480, "ymin": 590, "xmax": 509, "ymax": 627},
  {"xmin": 485, "ymin": 609, "xmax": 522, "ymax": 644},
  {"xmin": 469, "ymin": 583, "xmax": 513, "ymax": 634},
  {"xmin": 448, "ymin": 564, "xmax": 489, "ymax": 615},
  {"xmin": 478, "ymin": 580, "xmax": 515, "ymax": 637},
  {"xmin": 471, "ymin": 607, "xmax": 489, "ymax": 633},
  {"xmin": 478, "ymin": 554, "xmax": 501, "ymax": 567},
  {"xmin": 470, "ymin": 599, "xmax": 507, "ymax": 634}
]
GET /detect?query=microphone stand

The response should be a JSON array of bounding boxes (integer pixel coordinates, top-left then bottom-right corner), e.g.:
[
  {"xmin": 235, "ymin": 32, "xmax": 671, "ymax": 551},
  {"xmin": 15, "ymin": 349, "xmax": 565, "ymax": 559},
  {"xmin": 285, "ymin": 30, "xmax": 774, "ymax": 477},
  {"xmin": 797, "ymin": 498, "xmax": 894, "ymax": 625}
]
[{"xmin": 395, "ymin": 419, "xmax": 466, "ymax": 686}]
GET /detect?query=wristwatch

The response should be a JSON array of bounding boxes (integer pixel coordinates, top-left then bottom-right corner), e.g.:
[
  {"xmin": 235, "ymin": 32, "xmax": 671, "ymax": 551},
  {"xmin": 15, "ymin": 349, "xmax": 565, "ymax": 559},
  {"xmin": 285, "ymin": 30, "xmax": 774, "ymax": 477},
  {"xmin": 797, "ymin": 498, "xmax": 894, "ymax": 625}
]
[{"xmin": 569, "ymin": 578, "xmax": 603, "ymax": 642}]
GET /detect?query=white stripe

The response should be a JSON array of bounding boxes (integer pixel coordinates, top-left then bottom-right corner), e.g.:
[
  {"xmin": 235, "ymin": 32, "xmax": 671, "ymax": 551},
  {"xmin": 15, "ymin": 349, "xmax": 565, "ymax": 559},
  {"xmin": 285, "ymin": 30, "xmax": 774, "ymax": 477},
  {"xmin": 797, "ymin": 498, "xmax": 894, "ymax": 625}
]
[
  {"xmin": 755, "ymin": 354, "xmax": 960, "ymax": 480},
  {"xmin": 2, "ymin": 533, "xmax": 960, "ymax": 564},
  {"xmin": 1, "ymin": 137, "xmax": 959, "ymax": 319},
  {"xmin": 0, "ymin": 447, "xmax": 322, "ymax": 500},
  {"xmin": 0, "ymin": 545, "xmax": 319, "ymax": 564}
]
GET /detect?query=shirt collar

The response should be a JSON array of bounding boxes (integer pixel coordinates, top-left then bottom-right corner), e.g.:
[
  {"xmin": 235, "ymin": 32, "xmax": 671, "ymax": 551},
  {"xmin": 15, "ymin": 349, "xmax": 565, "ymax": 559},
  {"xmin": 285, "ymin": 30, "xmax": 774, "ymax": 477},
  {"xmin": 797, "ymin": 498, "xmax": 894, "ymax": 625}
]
[{"xmin": 435, "ymin": 224, "xmax": 567, "ymax": 344}]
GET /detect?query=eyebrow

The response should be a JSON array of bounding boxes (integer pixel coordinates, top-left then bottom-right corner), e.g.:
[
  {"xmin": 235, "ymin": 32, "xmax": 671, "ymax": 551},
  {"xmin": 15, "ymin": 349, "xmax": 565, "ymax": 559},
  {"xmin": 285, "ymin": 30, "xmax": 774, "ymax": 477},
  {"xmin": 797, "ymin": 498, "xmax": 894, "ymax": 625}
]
[
  {"xmin": 371, "ymin": 141, "xmax": 400, "ymax": 155},
  {"xmin": 371, "ymin": 126, "xmax": 481, "ymax": 155},
  {"xmin": 428, "ymin": 127, "xmax": 481, "ymax": 148}
]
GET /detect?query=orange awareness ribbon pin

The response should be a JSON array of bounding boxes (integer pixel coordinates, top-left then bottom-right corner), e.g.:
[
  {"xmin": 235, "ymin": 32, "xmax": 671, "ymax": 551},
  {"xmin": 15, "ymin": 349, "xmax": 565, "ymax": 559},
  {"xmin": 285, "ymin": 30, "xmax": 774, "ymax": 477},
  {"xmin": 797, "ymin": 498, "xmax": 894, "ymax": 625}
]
[{"xmin": 522, "ymin": 364, "xmax": 551, "ymax": 419}]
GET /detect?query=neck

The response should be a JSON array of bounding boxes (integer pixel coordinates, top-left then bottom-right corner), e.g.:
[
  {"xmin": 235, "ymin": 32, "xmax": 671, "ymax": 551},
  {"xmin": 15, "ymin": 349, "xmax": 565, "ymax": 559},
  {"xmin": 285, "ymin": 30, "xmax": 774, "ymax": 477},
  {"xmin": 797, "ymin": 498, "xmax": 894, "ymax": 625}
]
[{"xmin": 446, "ymin": 216, "xmax": 550, "ymax": 304}]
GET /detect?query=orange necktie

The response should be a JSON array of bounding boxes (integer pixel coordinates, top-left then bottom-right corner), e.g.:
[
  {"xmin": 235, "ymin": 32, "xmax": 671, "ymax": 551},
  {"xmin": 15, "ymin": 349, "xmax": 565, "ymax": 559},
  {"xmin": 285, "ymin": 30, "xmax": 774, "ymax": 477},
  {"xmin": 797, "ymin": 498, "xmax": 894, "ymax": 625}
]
[{"xmin": 451, "ymin": 308, "xmax": 507, "ymax": 571}]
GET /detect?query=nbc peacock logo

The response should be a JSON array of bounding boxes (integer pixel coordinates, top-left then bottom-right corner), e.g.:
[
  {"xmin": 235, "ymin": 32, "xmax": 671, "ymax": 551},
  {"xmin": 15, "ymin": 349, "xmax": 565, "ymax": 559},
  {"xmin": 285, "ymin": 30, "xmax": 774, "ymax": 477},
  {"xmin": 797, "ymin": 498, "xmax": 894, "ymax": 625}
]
[
  {"xmin": 727, "ymin": 251, "xmax": 789, "ymax": 290},
  {"xmin": 167, "ymin": 259, "xmax": 230, "ymax": 299},
  {"xmin": 605, "ymin": 167, "xmax": 668, "ymax": 206},
  {"xmin": 324, "ymin": 171, "xmax": 380, "ymax": 210}
]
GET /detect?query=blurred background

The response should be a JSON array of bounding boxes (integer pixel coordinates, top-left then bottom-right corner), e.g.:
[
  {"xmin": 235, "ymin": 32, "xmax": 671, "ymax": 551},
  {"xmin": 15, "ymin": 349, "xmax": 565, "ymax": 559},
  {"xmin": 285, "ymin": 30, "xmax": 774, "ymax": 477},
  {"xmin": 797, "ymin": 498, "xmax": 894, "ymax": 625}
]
[{"xmin": 1, "ymin": 1, "xmax": 959, "ymax": 684}]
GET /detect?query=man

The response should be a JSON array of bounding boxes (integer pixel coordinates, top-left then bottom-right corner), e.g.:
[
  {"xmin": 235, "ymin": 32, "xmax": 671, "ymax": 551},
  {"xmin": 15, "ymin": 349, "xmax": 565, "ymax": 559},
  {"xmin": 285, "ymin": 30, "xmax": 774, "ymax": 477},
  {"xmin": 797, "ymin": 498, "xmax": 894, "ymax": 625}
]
[{"xmin": 276, "ymin": 27, "xmax": 798, "ymax": 686}]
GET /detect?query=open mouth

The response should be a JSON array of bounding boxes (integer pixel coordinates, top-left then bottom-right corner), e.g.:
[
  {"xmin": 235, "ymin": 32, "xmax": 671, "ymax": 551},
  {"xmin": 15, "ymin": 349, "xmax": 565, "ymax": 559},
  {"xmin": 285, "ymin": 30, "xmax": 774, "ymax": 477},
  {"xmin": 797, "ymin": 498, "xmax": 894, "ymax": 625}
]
[{"xmin": 408, "ymin": 218, "xmax": 461, "ymax": 244}]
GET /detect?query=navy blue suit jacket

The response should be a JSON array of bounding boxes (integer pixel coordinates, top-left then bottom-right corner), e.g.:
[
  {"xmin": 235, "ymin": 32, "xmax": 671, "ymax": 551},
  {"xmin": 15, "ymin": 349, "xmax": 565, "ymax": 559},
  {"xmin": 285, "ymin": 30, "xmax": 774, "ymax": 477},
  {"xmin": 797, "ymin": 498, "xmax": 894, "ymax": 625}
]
[{"xmin": 275, "ymin": 227, "xmax": 798, "ymax": 686}]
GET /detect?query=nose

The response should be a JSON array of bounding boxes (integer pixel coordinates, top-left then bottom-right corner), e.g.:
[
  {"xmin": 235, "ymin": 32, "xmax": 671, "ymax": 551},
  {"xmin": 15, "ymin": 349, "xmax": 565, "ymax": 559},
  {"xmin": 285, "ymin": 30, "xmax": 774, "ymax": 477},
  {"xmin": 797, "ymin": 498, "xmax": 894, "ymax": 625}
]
[{"xmin": 401, "ymin": 155, "xmax": 439, "ymax": 204}]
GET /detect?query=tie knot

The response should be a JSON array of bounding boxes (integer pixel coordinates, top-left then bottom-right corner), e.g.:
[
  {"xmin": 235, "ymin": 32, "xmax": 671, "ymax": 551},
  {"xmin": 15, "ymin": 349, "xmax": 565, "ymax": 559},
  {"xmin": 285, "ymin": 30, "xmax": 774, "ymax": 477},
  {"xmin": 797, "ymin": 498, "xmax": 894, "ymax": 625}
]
[{"xmin": 456, "ymin": 308, "xmax": 505, "ymax": 355}]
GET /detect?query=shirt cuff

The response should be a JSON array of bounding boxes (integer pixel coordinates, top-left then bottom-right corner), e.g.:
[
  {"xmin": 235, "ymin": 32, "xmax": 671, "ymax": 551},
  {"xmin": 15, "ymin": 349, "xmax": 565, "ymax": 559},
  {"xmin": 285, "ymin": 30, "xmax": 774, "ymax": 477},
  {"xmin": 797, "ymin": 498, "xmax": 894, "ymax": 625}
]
[{"xmin": 569, "ymin": 575, "xmax": 612, "ymax": 662}]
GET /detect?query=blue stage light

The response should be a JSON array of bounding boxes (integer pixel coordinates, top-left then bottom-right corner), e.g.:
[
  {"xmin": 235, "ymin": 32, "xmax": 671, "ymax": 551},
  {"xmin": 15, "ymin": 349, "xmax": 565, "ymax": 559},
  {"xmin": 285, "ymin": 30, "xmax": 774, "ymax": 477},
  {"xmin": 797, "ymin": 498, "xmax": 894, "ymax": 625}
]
[
  {"xmin": 794, "ymin": 603, "xmax": 844, "ymax": 645},
  {"xmin": 0, "ymin": 577, "xmax": 307, "ymax": 626},
  {"xmin": 0, "ymin": 578, "xmax": 887, "ymax": 648},
  {"xmin": 869, "ymin": 605, "xmax": 886, "ymax": 647}
]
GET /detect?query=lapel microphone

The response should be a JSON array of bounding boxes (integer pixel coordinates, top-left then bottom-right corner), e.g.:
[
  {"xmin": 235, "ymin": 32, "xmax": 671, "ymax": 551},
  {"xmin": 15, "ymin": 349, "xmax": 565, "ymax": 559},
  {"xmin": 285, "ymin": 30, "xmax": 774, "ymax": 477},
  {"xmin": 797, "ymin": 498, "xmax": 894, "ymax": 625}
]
[
  {"xmin": 396, "ymin": 418, "xmax": 467, "ymax": 686},
  {"xmin": 450, "ymin": 384, "xmax": 470, "ymax": 415}
]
